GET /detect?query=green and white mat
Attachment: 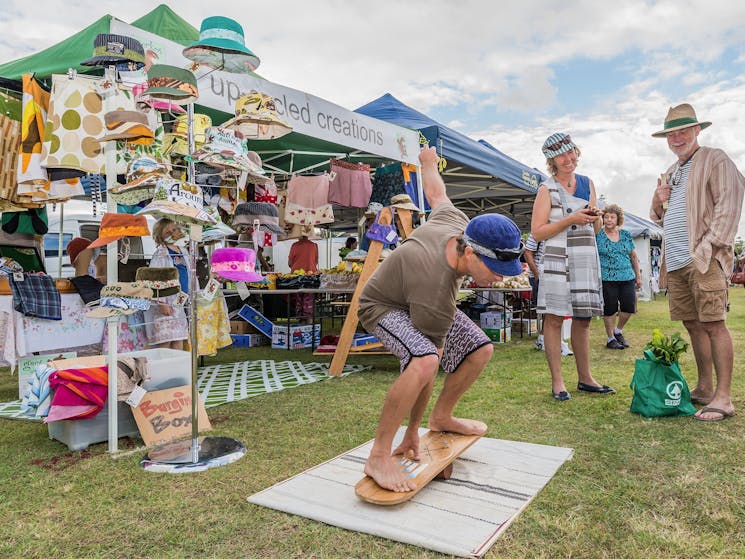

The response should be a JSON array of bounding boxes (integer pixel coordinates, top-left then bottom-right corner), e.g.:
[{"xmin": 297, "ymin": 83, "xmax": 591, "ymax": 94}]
[{"xmin": 0, "ymin": 360, "xmax": 370, "ymax": 421}]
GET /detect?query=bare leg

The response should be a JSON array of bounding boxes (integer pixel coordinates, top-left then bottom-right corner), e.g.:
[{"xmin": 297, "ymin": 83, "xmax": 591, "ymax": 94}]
[
  {"xmin": 572, "ymin": 319, "xmax": 603, "ymax": 387},
  {"xmin": 603, "ymin": 315, "xmax": 616, "ymax": 338},
  {"xmin": 686, "ymin": 320, "xmax": 736, "ymax": 419},
  {"xmin": 428, "ymin": 343, "xmax": 491, "ymax": 435},
  {"xmin": 683, "ymin": 319, "xmax": 715, "ymax": 403},
  {"xmin": 616, "ymin": 311, "xmax": 632, "ymax": 331},
  {"xmin": 364, "ymin": 354, "xmax": 439, "ymax": 492},
  {"xmin": 543, "ymin": 314, "xmax": 565, "ymax": 393}
]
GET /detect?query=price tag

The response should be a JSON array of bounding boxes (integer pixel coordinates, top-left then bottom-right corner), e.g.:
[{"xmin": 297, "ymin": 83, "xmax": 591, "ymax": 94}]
[
  {"xmin": 236, "ymin": 281, "xmax": 250, "ymax": 300},
  {"xmin": 126, "ymin": 384, "xmax": 147, "ymax": 408},
  {"xmin": 174, "ymin": 291, "xmax": 189, "ymax": 307},
  {"xmin": 13, "ymin": 272, "xmax": 24, "ymax": 282},
  {"xmin": 201, "ymin": 277, "xmax": 220, "ymax": 302}
]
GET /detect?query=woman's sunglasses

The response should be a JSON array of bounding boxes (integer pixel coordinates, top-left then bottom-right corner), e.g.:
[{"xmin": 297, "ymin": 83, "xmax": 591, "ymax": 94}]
[{"xmin": 546, "ymin": 136, "xmax": 572, "ymax": 152}]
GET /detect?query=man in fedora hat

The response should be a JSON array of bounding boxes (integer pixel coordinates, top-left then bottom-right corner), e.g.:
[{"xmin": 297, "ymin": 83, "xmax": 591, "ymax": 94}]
[
  {"xmin": 358, "ymin": 146, "xmax": 524, "ymax": 492},
  {"xmin": 651, "ymin": 103, "xmax": 745, "ymax": 422}
]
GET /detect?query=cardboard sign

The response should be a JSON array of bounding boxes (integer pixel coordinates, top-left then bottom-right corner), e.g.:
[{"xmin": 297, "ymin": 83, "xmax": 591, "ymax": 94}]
[{"xmin": 131, "ymin": 385, "xmax": 211, "ymax": 447}]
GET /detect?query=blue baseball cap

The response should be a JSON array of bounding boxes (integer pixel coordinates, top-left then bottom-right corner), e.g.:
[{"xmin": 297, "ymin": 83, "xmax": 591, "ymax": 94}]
[{"xmin": 463, "ymin": 214, "xmax": 524, "ymax": 277}]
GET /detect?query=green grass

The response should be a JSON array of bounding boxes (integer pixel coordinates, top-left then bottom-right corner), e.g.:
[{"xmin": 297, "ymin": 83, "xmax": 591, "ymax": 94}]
[{"xmin": 1, "ymin": 292, "xmax": 744, "ymax": 558}]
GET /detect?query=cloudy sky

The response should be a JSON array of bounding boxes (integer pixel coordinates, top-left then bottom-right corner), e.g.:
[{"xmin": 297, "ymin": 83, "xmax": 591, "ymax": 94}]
[{"xmin": 2, "ymin": 0, "xmax": 745, "ymax": 235}]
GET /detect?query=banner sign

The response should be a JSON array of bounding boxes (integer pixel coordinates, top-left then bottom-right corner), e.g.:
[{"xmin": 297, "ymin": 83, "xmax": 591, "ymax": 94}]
[{"xmin": 110, "ymin": 19, "xmax": 420, "ymax": 165}]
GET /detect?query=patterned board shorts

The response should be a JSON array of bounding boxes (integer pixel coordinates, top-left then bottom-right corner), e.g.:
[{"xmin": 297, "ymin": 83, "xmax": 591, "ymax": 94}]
[{"xmin": 372, "ymin": 309, "xmax": 491, "ymax": 374}]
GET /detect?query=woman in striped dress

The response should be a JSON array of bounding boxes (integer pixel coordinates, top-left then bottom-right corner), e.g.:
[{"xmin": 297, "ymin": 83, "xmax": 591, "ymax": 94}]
[{"xmin": 531, "ymin": 133, "xmax": 616, "ymax": 401}]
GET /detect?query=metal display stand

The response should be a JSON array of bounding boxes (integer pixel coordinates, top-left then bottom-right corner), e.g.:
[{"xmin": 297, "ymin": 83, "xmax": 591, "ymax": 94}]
[{"xmin": 141, "ymin": 103, "xmax": 245, "ymax": 473}]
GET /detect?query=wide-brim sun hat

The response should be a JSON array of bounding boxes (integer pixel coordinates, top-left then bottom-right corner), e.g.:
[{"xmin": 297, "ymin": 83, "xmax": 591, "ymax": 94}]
[
  {"xmin": 222, "ymin": 91, "xmax": 292, "ymax": 140},
  {"xmin": 135, "ymin": 267, "xmax": 181, "ymax": 297},
  {"xmin": 463, "ymin": 214, "xmax": 524, "ymax": 277},
  {"xmin": 142, "ymin": 65, "xmax": 198, "ymax": 105},
  {"xmin": 390, "ymin": 194, "xmax": 421, "ymax": 213},
  {"xmin": 651, "ymin": 103, "xmax": 712, "ymax": 138},
  {"xmin": 182, "ymin": 16, "xmax": 260, "ymax": 74},
  {"xmin": 232, "ymin": 201, "xmax": 285, "ymax": 236},
  {"xmin": 95, "ymin": 110, "xmax": 154, "ymax": 145},
  {"xmin": 541, "ymin": 132, "xmax": 577, "ymax": 159},
  {"xmin": 137, "ymin": 178, "xmax": 217, "ymax": 226},
  {"xmin": 89, "ymin": 213, "xmax": 151, "ymax": 248},
  {"xmin": 210, "ymin": 247, "xmax": 263, "ymax": 282}
]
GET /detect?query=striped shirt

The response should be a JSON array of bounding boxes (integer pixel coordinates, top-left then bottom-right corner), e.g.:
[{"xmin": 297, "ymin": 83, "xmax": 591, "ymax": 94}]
[
  {"xmin": 524, "ymin": 233, "xmax": 545, "ymax": 278},
  {"xmin": 663, "ymin": 158, "xmax": 693, "ymax": 272}
]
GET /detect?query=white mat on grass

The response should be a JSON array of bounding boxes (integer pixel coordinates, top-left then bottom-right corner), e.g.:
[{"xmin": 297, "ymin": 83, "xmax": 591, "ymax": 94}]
[{"xmin": 248, "ymin": 428, "xmax": 574, "ymax": 558}]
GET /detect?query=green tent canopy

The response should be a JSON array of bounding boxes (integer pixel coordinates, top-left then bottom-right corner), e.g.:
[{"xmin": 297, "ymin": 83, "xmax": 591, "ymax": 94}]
[{"xmin": 0, "ymin": 5, "xmax": 198, "ymax": 81}]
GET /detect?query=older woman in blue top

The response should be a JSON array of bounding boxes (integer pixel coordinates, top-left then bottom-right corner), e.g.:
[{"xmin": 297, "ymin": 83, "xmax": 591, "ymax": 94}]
[{"xmin": 596, "ymin": 204, "xmax": 642, "ymax": 350}]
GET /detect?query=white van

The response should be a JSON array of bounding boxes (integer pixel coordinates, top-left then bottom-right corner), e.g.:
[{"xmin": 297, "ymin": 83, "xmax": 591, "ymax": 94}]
[{"xmin": 45, "ymin": 213, "xmax": 157, "ymax": 278}]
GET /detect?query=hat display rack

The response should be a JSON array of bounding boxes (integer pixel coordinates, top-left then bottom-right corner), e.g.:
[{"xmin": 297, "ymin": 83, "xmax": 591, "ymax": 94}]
[{"xmin": 137, "ymin": 15, "xmax": 272, "ymax": 473}]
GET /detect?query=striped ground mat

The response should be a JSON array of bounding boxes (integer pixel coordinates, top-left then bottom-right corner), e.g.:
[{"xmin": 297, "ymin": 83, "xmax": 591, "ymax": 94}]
[
  {"xmin": 0, "ymin": 360, "xmax": 369, "ymax": 421},
  {"xmin": 249, "ymin": 428, "xmax": 574, "ymax": 557}
]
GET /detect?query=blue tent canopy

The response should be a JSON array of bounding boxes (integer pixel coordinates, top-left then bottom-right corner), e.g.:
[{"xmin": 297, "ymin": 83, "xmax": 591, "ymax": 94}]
[{"xmin": 356, "ymin": 93, "xmax": 543, "ymax": 228}]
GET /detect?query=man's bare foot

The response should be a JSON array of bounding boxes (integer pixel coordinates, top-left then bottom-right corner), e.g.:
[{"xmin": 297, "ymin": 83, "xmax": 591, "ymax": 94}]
[
  {"xmin": 364, "ymin": 454, "xmax": 417, "ymax": 492},
  {"xmin": 428, "ymin": 415, "xmax": 487, "ymax": 436}
]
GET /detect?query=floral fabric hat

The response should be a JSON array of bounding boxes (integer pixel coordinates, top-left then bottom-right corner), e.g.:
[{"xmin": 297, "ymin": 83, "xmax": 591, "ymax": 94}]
[
  {"xmin": 137, "ymin": 178, "xmax": 217, "ymax": 226},
  {"xmin": 182, "ymin": 16, "xmax": 260, "ymax": 73},
  {"xmin": 222, "ymin": 91, "xmax": 292, "ymax": 140},
  {"xmin": 142, "ymin": 65, "xmax": 198, "ymax": 105}
]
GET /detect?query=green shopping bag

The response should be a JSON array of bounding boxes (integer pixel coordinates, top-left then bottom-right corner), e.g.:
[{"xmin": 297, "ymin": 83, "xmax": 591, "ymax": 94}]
[{"xmin": 630, "ymin": 349, "xmax": 696, "ymax": 418}]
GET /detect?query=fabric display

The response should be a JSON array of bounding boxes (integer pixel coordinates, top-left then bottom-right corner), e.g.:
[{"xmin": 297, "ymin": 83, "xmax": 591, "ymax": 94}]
[
  {"xmin": 277, "ymin": 189, "xmax": 313, "ymax": 240},
  {"xmin": 196, "ymin": 294, "xmax": 233, "ymax": 356},
  {"xmin": 115, "ymin": 356, "xmax": 150, "ymax": 401},
  {"xmin": 285, "ymin": 174, "xmax": 334, "ymax": 225},
  {"xmin": 402, "ymin": 162, "xmax": 430, "ymax": 212},
  {"xmin": 254, "ymin": 176, "xmax": 278, "ymax": 204},
  {"xmin": 9, "ymin": 272, "xmax": 61, "ymax": 320},
  {"xmin": 1, "ymin": 207, "xmax": 48, "ymax": 235},
  {"xmin": 328, "ymin": 159, "xmax": 372, "ymax": 208},
  {"xmin": 0, "ymin": 110, "xmax": 25, "ymax": 211},
  {"xmin": 370, "ymin": 163, "xmax": 406, "ymax": 206},
  {"xmin": 188, "ymin": 127, "xmax": 268, "ymax": 184},
  {"xmin": 19, "ymin": 363, "xmax": 55, "ymax": 419},
  {"xmin": 45, "ymin": 364, "xmax": 108, "ymax": 422},
  {"xmin": 69, "ymin": 274, "xmax": 105, "ymax": 304},
  {"xmin": 222, "ymin": 91, "xmax": 292, "ymax": 140}
]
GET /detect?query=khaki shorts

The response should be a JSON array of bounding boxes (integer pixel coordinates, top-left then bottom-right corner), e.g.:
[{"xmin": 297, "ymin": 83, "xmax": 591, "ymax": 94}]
[{"xmin": 667, "ymin": 260, "xmax": 728, "ymax": 322}]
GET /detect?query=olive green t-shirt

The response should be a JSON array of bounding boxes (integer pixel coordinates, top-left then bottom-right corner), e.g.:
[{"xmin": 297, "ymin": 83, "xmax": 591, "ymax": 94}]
[{"xmin": 358, "ymin": 203, "xmax": 468, "ymax": 348}]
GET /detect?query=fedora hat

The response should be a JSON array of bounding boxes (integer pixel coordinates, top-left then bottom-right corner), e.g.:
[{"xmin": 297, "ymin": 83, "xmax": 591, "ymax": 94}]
[
  {"xmin": 233, "ymin": 201, "xmax": 285, "ymax": 236},
  {"xmin": 81, "ymin": 34, "xmax": 145, "ymax": 68},
  {"xmin": 137, "ymin": 178, "xmax": 217, "ymax": 226},
  {"xmin": 135, "ymin": 267, "xmax": 181, "ymax": 297},
  {"xmin": 142, "ymin": 65, "xmax": 198, "ymax": 105},
  {"xmin": 389, "ymin": 194, "xmax": 421, "ymax": 213},
  {"xmin": 95, "ymin": 110, "xmax": 154, "ymax": 145},
  {"xmin": 210, "ymin": 247, "xmax": 263, "ymax": 282},
  {"xmin": 652, "ymin": 103, "xmax": 712, "ymax": 138},
  {"xmin": 89, "ymin": 213, "xmax": 150, "ymax": 248},
  {"xmin": 182, "ymin": 16, "xmax": 260, "ymax": 73},
  {"xmin": 222, "ymin": 91, "xmax": 292, "ymax": 140}
]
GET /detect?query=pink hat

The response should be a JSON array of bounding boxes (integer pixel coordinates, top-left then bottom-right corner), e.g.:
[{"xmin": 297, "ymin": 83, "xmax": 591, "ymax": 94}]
[{"xmin": 210, "ymin": 247, "xmax": 263, "ymax": 282}]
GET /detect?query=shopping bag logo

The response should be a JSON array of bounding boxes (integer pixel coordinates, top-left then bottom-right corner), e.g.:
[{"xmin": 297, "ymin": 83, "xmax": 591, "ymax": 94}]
[{"xmin": 665, "ymin": 381, "xmax": 684, "ymax": 406}]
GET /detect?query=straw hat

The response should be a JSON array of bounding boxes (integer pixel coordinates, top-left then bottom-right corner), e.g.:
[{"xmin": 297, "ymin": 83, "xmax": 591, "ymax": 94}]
[{"xmin": 651, "ymin": 103, "xmax": 712, "ymax": 138}]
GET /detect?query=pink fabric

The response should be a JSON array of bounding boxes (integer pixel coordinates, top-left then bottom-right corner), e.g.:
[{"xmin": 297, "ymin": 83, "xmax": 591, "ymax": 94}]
[
  {"xmin": 45, "ymin": 367, "xmax": 109, "ymax": 422},
  {"xmin": 287, "ymin": 175, "xmax": 330, "ymax": 208},
  {"xmin": 328, "ymin": 161, "xmax": 372, "ymax": 208}
]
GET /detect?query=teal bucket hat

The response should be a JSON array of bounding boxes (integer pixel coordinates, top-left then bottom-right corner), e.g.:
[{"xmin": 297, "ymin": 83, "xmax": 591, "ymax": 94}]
[
  {"xmin": 142, "ymin": 65, "xmax": 198, "ymax": 105},
  {"xmin": 183, "ymin": 16, "xmax": 260, "ymax": 73}
]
